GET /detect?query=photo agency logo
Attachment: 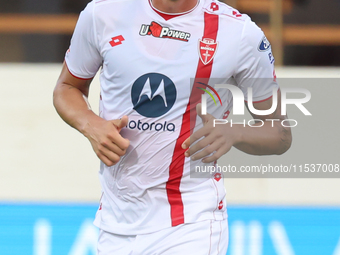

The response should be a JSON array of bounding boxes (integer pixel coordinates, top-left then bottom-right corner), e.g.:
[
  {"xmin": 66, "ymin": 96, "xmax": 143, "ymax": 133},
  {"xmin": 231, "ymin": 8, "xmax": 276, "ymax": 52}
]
[{"xmin": 197, "ymin": 83, "xmax": 312, "ymax": 128}]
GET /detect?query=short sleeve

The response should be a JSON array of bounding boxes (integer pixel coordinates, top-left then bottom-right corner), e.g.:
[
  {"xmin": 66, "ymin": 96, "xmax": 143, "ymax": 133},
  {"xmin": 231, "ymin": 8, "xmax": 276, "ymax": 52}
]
[
  {"xmin": 234, "ymin": 17, "xmax": 279, "ymax": 102},
  {"xmin": 65, "ymin": 1, "xmax": 102, "ymax": 79}
]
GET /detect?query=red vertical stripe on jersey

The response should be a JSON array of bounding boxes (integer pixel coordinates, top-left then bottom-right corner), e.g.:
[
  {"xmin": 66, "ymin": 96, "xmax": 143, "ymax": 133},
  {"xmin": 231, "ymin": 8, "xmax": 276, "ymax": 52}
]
[{"xmin": 166, "ymin": 12, "xmax": 219, "ymax": 227}]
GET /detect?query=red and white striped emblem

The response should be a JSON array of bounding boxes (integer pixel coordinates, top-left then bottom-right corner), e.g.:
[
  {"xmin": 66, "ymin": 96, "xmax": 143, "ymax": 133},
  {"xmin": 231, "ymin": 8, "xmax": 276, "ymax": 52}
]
[{"xmin": 199, "ymin": 38, "xmax": 218, "ymax": 65}]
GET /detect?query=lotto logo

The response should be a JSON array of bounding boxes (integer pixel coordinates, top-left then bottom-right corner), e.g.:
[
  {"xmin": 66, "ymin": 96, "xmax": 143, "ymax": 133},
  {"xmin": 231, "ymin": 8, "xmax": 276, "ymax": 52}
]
[
  {"xmin": 210, "ymin": 2, "xmax": 219, "ymax": 11},
  {"xmin": 109, "ymin": 35, "xmax": 125, "ymax": 47},
  {"xmin": 214, "ymin": 173, "xmax": 222, "ymax": 181},
  {"xmin": 232, "ymin": 11, "xmax": 242, "ymax": 17},
  {"xmin": 218, "ymin": 201, "xmax": 223, "ymax": 210}
]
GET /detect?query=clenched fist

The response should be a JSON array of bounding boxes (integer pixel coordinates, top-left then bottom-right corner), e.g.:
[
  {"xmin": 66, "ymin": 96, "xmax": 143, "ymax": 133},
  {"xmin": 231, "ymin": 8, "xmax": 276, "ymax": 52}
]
[{"xmin": 83, "ymin": 115, "xmax": 130, "ymax": 166}]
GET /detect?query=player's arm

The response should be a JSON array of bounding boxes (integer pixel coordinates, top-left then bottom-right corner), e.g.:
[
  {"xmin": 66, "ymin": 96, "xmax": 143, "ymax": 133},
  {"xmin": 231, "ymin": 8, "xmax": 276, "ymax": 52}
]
[
  {"xmin": 182, "ymin": 90, "xmax": 292, "ymax": 163},
  {"xmin": 53, "ymin": 63, "xmax": 129, "ymax": 166},
  {"xmin": 233, "ymin": 89, "xmax": 292, "ymax": 155},
  {"xmin": 54, "ymin": 62, "xmax": 93, "ymax": 132}
]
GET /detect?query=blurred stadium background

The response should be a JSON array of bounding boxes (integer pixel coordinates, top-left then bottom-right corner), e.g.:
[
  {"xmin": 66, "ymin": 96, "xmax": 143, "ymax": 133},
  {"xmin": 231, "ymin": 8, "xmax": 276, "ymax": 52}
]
[{"xmin": 1, "ymin": 0, "xmax": 340, "ymax": 254}]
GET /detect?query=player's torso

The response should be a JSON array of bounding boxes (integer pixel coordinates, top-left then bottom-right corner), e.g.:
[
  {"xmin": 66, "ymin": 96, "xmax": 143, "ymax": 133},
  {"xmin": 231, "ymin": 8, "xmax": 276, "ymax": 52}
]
[
  {"xmin": 92, "ymin": 0, "xmax": 245, "ymax": 233},
  {"xmin": 92, "ymin": 0, "xmax": 246, "ymax": 185}
]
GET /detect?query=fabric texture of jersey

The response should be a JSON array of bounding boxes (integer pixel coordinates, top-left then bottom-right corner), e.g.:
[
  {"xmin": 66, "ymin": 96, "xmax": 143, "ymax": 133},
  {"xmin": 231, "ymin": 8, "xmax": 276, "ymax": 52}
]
[{"xmin": 65, "ymin": 0, "xmax": 279, "ymax": 235}]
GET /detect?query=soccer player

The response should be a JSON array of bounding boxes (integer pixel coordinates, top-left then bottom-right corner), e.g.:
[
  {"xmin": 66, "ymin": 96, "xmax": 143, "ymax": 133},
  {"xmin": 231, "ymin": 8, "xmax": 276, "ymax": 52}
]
[{"xmin": 53, "ymin": 0, "xmax": 292, "ymax": 254}]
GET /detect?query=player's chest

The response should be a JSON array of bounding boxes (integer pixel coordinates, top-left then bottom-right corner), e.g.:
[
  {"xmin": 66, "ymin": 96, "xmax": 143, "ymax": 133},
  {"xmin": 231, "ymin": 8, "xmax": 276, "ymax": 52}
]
[{"xmin": 97, "ymin": 19, "xmax": 239, "ymax": 77}]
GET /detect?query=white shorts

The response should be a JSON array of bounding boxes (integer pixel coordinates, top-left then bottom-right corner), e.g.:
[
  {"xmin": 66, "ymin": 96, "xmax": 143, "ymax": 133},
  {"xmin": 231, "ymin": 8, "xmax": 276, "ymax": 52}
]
[{"xmin": 97, "ymin": 219, "xmax": 229, "ymax": 255}]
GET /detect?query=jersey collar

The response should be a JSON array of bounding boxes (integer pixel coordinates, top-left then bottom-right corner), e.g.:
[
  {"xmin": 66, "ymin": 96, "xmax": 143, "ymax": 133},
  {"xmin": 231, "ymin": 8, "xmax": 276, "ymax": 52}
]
[{"xmin": 147, "ymin": 0, "xmax": 201, "ymax": 21}]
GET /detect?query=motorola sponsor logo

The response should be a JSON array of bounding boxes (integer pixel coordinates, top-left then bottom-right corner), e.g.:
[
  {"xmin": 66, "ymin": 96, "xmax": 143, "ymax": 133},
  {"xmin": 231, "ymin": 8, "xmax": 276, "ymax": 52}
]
[
  {"xmin": 130, "ymin": 73, "xmax": 177, "ymax": 132},
  {"xmin": 127, "ymin": 120, "xmax": 175, "ymax": 132}
]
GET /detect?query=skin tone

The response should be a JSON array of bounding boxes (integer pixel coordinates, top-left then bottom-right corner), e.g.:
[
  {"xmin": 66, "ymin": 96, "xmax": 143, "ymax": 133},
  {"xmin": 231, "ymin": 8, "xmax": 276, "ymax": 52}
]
[
  {"xmin": 54, "ymin": 63, "xmax": 130, "ymax": 167},
  {"xmin": 182, "ymin": 91, "xmax": 292, "ymax": 163},
  {"xmin": 53, "ymin": 0, "xmax": 292, "ymax": 167},
  {"xmin": 151, "ymin": 0, "xmax": 199, "ymax": 13}
]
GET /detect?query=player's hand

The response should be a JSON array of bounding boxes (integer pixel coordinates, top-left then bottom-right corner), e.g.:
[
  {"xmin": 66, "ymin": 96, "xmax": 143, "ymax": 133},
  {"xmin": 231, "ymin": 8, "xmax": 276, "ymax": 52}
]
[
  {"xmin": 181, "ymin": 104, "xmax": 241, "ymax": 163},
  {"xmin": 83, "ymin": 115, "xmax": 130, "ymax": 166}
]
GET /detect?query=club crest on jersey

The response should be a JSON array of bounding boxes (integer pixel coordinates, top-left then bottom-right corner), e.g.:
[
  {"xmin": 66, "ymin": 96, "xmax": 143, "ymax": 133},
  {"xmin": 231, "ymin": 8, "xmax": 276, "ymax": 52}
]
[
  {"xmin": 199, "ymin": 38, "xmax": 218, "ymax": 65},
  {"xmin": 139, "ymin": 21, "xmax": 191, "ymax": 42}
]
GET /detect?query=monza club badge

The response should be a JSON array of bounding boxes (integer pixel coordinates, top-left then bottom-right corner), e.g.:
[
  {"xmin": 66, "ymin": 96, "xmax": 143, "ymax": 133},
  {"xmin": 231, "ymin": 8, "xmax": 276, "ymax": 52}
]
[{"xmin": 199, "ymin": 38, "xmax": 218, "ymax": 65}]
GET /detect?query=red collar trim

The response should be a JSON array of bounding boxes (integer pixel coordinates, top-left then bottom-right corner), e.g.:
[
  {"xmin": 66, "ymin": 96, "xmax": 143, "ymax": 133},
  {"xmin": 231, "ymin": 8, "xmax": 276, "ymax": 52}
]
[{"xmin": 148, "ymin": 0, "xmax": 198, "ymax": 21}]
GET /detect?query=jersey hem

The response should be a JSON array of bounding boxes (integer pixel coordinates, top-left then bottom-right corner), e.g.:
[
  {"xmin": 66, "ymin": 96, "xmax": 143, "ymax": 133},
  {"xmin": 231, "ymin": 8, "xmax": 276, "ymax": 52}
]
[
  {"xmin": 245, "ymin": 86, "xmax": 280, "ymax": 103},
  {"xmin": 93, "ymin": 211, "xmax": 228, "ymax": 235},
  {"xmin": 64, "ymin": 59, "xmax": 95, "ymax": 80}
]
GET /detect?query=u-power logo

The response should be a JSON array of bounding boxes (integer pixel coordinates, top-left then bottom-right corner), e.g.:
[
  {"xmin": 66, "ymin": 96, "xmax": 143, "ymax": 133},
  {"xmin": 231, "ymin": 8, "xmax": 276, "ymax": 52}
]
[{"xmin": 199, "ymin": 84, "xmax": 311, "ymax": 128}]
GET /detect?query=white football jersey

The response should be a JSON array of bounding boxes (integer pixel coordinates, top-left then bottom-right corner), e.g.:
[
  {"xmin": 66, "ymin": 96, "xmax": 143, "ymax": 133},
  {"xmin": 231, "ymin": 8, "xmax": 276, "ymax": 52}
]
[{"xmin": 65, "ymin": 0, "xmax": 278, "ymax": 235}]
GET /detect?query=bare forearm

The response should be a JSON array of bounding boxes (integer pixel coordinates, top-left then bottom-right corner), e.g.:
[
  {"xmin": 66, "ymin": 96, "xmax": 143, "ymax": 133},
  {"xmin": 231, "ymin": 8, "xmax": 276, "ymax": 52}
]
[
  {"xmin": 233, "ymin": 121, "xmax": 292, "ymax": 155},
  {"xmin": 53, "ymin": 63, "xmax": 131, "ymax": 167},
  {"xmin": 53, "ymin": 83, "xmax": 97, "ymax": 134}
]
